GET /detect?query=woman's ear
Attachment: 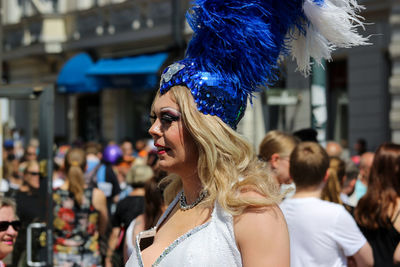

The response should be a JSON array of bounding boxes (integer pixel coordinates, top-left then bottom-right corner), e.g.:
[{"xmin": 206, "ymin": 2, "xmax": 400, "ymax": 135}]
[
  {"xmin": 269, "ymin": 153, "xmax": 280, "ymax": 169},
  {"xmin": 323, "ymin": 169, "xmax": 330, "ymax": 182}
]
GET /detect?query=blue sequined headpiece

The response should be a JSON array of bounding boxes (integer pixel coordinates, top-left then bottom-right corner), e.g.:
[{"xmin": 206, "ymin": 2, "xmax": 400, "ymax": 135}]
[
  {"xmin": 160, "ymin": 0, "xmax": 368, "ymax": 129},
  {"xmin": 160, "ymin": 60, "xmax": 247, "ymax": 127}
]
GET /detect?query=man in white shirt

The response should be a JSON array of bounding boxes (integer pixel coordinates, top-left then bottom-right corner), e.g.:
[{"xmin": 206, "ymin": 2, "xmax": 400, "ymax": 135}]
[{"xmin": 280, "ymin": 142, "xmax": 373, "ymax": 267}]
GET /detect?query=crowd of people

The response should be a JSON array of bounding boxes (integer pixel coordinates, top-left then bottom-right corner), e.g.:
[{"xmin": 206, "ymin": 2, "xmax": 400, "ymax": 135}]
[
  {"xmin": 0, "ymin": 129, "xmax": 384, "ymax": 267},
  {"xmin": 0, "ymin": 124, "xmax": 391, "ymax": 267},
  {"xmin": 0, "ymin": 137, "xmax": 167, "ymax": 267}
]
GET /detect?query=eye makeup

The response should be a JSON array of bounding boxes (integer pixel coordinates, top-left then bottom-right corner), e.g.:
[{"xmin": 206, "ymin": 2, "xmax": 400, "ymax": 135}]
[
  {"xmin": 160, "ymin": 112, "xmax": 180, "ymax": 123},
  {"xmin": 150, "ymin": 108, "xmax": 181, "ymax": 125}
]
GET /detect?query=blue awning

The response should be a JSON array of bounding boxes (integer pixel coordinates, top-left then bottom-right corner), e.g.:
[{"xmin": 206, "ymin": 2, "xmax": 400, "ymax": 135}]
[
  {"xmin": 87, "ymin": 53, "xmax": 168, "ymax": 75},
  {"xmin": 86, "ymin": 52, "xmax": 168, "ymax": 91},
  {"xmin": 57, "ymin": 53, "xmax": 100, "ymax": 93},
  {"xmin": 57, "ymin": 52, "xmax": 168, "ymax": 93}
]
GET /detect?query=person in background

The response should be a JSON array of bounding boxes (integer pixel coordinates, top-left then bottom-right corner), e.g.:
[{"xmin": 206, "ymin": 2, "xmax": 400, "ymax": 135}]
[
  {"xmin": 281, "ymin": 142, "xmax": 373, "ymax": 267},
  {"xmin": 1, "ymin": 141, "xmax": 15, "ymax": 194},
  {"xmin": 53, "ymin": 148, "xmax": 108, "ymax": 267},
  {"xmin": 292, "ymin": 128, "xmax": 318, "ymax": 142},
  {"xmin": 23, "ymin": 145, "xmax": 37, "ymax": 162},
  {"xmin": 3, "ymin": 157, "xmax": 21, "ymax": 197},
  {"xmin": 105, "ymin": 164, "xmax": 154, "ymax": 267},
  {"xmin": 53, "ymin": 145, "xmax": 70, "ymax": 189},
  {"xmin": 340, "ymin": 162, "xmax": 359, "ymax": 210},
  {"xmin": 120, "ymin": 139, "xmax": 135, "ymax": 168},
  {"xmin": 349, "ymin": 152, "xmax": 375, "ymax": 206},
  {"xmin": 354, "ymin": 143, "xmax": 400, "ymax": 267},
  {"xmin": 0, "ymin": 197, "xmax": 20, "ymax": 267},
  {"xmin": 355, "ymin": 138, "xmax": 368, "ymax": 156},
  {"xmin": 116, "ymin": 139, "xmax": 137, "ymax": 202},
  {"xmin": 85, "ymin": 142, "xmax": 102, "ymax": 174},
  {"xmin": 326, "ymin": 141, "xmax": 343, "ymax": 159},
  {"xmin": 134, "ymin": 139, "xmax": 149, "ymax": 160},
  {"xmin": 12, "ymin": 160, "xmax": 45, "ymax": 267},
  {"xmin": 321, "ymin": 157, "xmax": 345, "ymax": 205},
  {"xmin": 351, "ymin": 138, "xmax": 368, "ymax": 166},
  {"xmin": 87, "ymin": 144, "xmax": 122, "ymax": 215},
  {"xmin": 258, "ymin": 130, "xmax": 299, "ymax": 185}
]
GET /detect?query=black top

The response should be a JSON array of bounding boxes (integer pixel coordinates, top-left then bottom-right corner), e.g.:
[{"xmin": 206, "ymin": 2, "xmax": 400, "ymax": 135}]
[
  {"xmin": 359, "ymin": 217, "xmax": 400, "ymax": 267},
  {"xmin": 111, "ymin": 195, "xmax": 144, "ymax": 253},
  {"xmin": 111, "ymin": 196, "xmax": 145, "ymax": 228},
  {"xmin": 12, "ymin": 189, "xmax": 47, "ymax": 266}
]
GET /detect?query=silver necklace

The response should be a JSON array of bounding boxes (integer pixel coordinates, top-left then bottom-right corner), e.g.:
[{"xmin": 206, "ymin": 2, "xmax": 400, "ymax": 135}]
[{"xmin": 179, "ymin": 190, "xmax": 207, "ymax": 211}]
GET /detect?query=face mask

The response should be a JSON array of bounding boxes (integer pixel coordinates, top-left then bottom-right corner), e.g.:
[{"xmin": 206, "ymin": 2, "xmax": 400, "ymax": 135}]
[
  {"xmin": 86, "ymin": 158, "xmax": 100, "ymax": 173},
  {"xmin": 355, "ymin": 179, "xmax": 367, "ymax": 201}
]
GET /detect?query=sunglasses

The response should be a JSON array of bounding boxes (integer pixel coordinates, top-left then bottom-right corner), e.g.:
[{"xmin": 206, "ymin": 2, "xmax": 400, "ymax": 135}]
[
  {"xmin": 0, "ymin": 221, "xmax": 21, "ymax": 231},
  {"xmin": 28, "ymin": 172, "xmax": 40, "ymax": 176}
]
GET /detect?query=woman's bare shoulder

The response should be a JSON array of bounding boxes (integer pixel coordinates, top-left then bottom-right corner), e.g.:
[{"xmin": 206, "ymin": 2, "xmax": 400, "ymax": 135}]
[
  {"xmin": 233, "ymin": 191, "xmax": 289, "ymax": 267},
  {"xmin": 92, "ymin": 187, "xmax": 106, "ymax": 200},
  {"xmin": 233, "ymin": 190, "xmax": 286, "ymax": 230}
]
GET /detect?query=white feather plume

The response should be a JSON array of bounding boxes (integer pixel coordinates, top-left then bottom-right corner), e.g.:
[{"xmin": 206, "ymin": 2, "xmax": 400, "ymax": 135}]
[{"xmin": 290, "ymin": 0, "xmax": 369, "ymax": 76}]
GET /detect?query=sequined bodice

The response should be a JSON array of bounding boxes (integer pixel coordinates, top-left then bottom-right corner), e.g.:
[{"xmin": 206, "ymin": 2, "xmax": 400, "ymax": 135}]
[{"xmin": 125, "ymin": 193, "xmax": 242, "ymax": 267}]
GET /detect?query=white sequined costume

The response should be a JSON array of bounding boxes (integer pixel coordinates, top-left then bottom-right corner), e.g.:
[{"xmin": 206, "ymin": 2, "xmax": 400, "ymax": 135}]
[{"xmin": 125, "ymin": 193, "xmax": 242, "ymax": 267}]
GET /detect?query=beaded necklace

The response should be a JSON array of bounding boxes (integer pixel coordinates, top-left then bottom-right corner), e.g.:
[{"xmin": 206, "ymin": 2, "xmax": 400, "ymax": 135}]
[{"xmin": 179, "ymin": 190, "xmax": 207, "ymax": 211}]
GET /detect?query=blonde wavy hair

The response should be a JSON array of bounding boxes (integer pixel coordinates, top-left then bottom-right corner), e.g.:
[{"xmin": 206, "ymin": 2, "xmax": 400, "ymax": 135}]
[{"xmin": 155, "ymin": 86, "xmax": 282, "ymax": 215}]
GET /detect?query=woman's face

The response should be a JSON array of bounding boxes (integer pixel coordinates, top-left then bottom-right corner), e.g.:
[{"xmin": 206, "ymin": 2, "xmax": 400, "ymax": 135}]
[
  {"xmin": 276, "ymin": 156, "xmax": 291, "ymax": 185},
  {"xmin": 148, "ymin": 91, "xmax": 198, "ymax": 176},
  {"xmin": 270, "ymin": 154, "xmax": 292, "ymax": 185},
  {"xmin": 0, "ymin": 206, "xmax": 18, "ymax": 260},
  {"xmin": 24, "ymin": 163, "xmax": 40, "ymax": 189}
]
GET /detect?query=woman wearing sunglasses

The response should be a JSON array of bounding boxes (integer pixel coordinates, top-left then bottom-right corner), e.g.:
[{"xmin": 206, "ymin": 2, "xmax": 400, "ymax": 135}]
[
  {"xmin": 0, "ymin": 197, "xmax": 20, "ymax": 267},
  {"xmin": 12, "ymin": 160, "xmax": 46, "ymax": 267}
]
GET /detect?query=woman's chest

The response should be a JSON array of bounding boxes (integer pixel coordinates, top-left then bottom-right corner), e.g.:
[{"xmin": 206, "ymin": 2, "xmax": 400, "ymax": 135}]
[{"xmin": 134, "ymin": 220, "xmax": 241, "ymax": 267}]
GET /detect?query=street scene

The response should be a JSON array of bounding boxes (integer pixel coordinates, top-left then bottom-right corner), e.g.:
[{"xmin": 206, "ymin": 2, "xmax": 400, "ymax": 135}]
[{"xmin": 0, "ymin": 0, "xmax": 398, "ymax": 266}]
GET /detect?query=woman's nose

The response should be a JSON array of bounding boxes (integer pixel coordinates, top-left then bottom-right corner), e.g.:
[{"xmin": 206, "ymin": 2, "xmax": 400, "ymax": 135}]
[
  {"xmin": 149, "ymin": 119, "xmax": 162, "ymax": 138},
  {"xmin": 6, "ymin": 225, "xmax": 17, "ymax": 236}
]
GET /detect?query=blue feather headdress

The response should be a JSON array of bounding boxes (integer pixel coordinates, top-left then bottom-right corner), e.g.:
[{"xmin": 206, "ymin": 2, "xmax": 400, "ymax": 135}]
[{"xmin": 160, "ymin": 0, "xmax": 369, "ymax": 129}]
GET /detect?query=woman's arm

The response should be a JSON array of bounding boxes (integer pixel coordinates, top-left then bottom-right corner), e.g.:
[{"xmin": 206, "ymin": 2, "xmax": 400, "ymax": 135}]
[
  {"xmin": 234, "ymin": 201, "xmax": 290, "ymax": 267},
  {"xmin": 352, "ymin": 242, "xmax": 374, "ymax": 267},
  {"xmin": 92, "ymin": 188, "xmax": 109, "ymax": 236},
  {"xmin": 394, "ymin": 242, "xmax": 400, "ymax": 265}
]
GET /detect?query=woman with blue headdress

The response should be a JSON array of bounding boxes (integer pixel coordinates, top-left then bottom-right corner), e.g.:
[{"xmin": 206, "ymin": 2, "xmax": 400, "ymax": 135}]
[{"xmin": 126, "ymin": 0, "xmax": 369, "ymax": 266}]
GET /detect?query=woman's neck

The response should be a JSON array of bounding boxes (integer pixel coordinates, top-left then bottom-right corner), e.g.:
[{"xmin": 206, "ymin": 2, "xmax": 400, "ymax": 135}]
[
  {"xmin": 180, "ymin": 172, "xmax": 203, "ymax": 204},
  {"xmin": 292, "ymin": 183, "xmax": 324, "ymax": 199},
  {"xmin": 130, "ymin": 187, "xmax": 145, "ymax": 196},
  {"xmin": 19, "ymin": 184, "xmax": 30, "ymax": 193},
  {"xmin": 60, "ymin": 181, "xmax": 69, "ymax": 190}
]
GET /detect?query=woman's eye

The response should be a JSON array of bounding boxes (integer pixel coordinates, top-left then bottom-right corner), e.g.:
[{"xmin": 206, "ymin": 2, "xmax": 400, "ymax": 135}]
[{"xmin": 161, "ymin": 113, "xmax": 179, "ymax": 124}]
